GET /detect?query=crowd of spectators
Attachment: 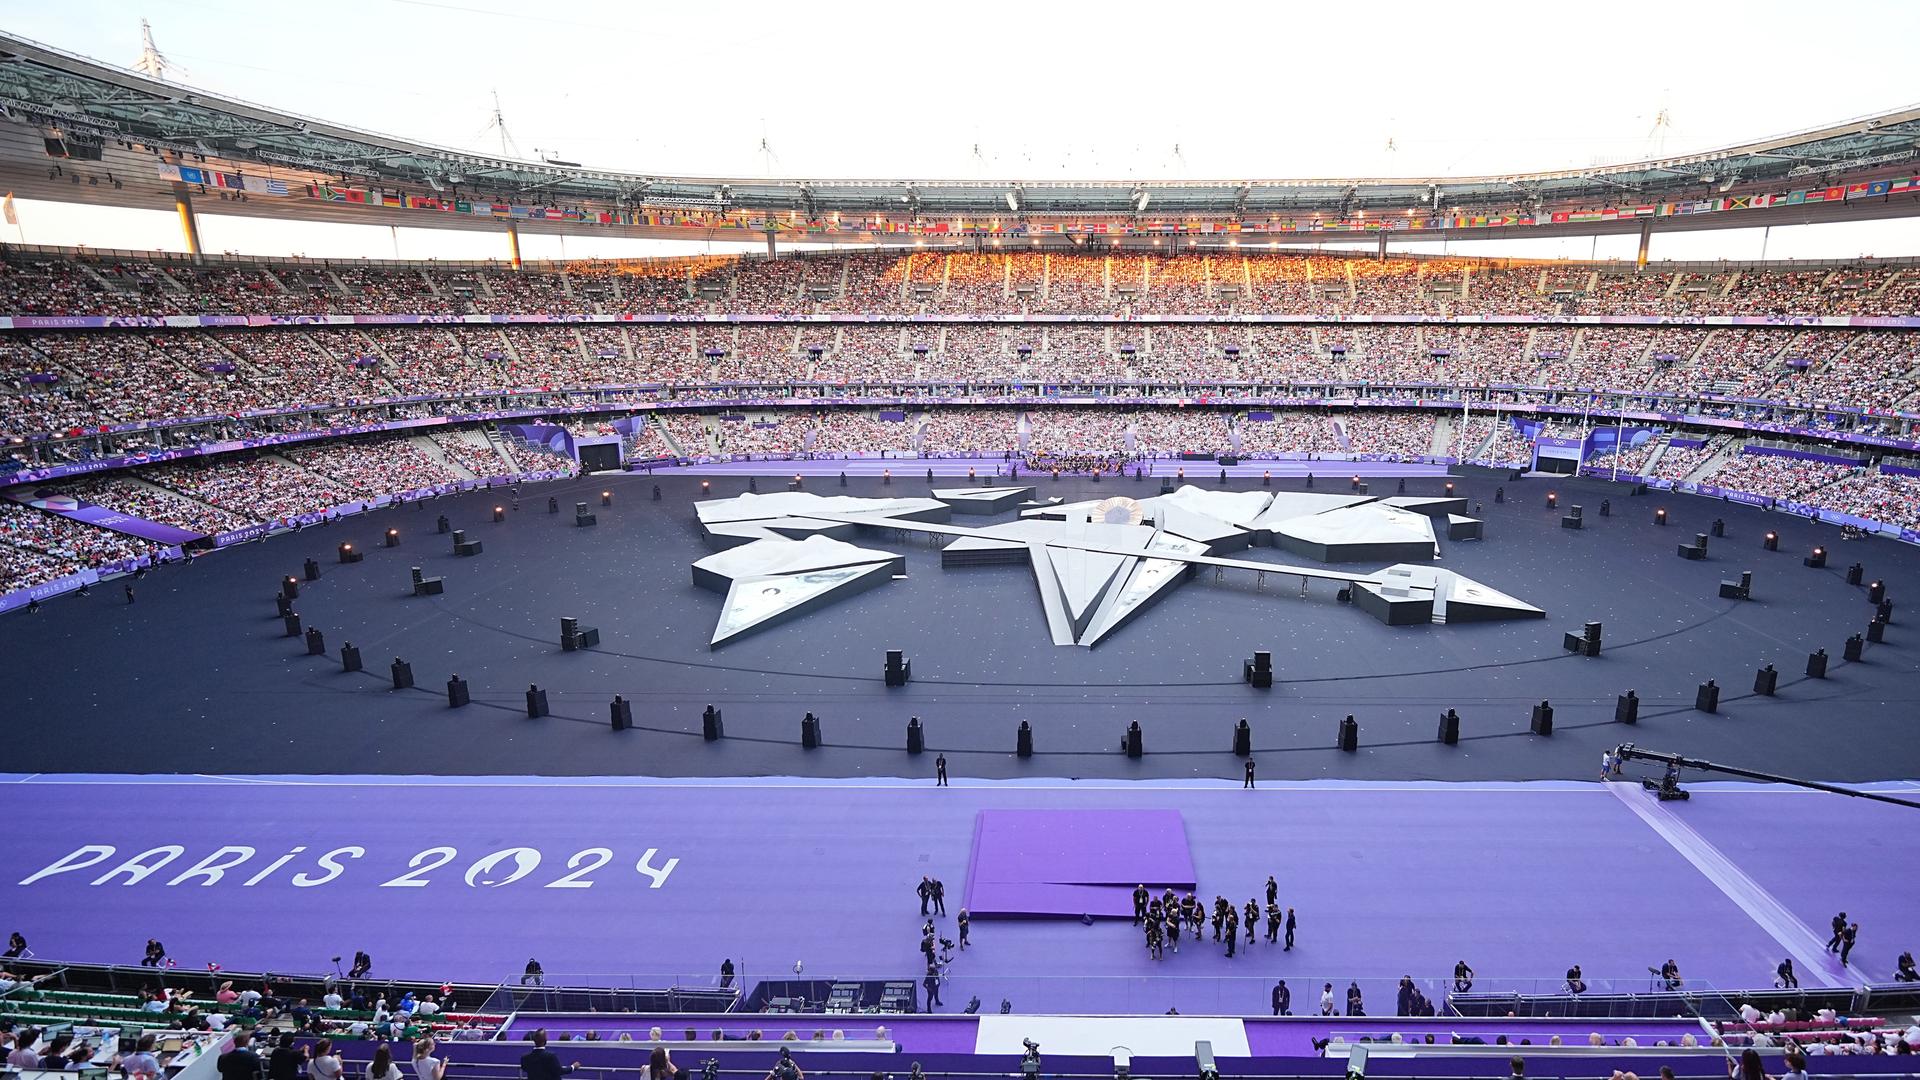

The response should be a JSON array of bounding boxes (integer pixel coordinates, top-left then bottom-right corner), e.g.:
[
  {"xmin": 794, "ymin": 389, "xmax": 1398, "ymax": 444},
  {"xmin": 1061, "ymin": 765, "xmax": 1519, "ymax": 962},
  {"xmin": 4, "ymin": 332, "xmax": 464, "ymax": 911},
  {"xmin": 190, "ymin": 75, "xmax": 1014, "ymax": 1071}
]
[
  {"xmin": 1804, "ymin": 467, "xmax": 1920, "ymax": 528},
  {"xmin": 807, "ymin": 412, "xmax": 917, "ymax": 455},
  {"xmin": 1457, "ymin": 417, "xmax": 1534, "ymax": 465},
  {"xmin": 55, "ymin": 474, "xmax": 255, "ymax": 535},
  {"xmin": 1236, "ymin": 412, "xmax": 1335, "ymax": 456},
  {"xmin": 1025, "ymin": 408, "xmax": 1130, "ymax": 455},
  {"xmin": 0, "ymin": 499, "xmax": 151, "ymax": 574},
  {"xmin": 917, "ymin": 409, "xmax": 1018, "ymax": 455},
  {"xmin": 1340, "ymin": 412, "xmax": 1439, "ymax": 459},
  {"xmin": 1130, "ymin": 409, "xmax": 1230, "ymax": 455},
  {"xmin": 284, "ymin": 438, "xmax": 464, "ymax": 496},
  {"xmin": 426, "ymin": 432, "xmax": 510, "ymax": 478},
  {"xmin": 1702, "ymin": 450, "xmax": 1863, "ymax": 500},
  {"xmin": 1646, "ymin": 434, "xmax": 1732, "ymax": 482}
]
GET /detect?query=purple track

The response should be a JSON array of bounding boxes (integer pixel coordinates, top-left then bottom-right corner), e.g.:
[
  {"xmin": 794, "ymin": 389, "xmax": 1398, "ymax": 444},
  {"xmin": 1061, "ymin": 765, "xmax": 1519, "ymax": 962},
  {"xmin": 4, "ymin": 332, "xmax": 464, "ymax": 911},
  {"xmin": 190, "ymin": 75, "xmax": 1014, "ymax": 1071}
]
[{"xmin": 2, "ymin": 776, "xmax": 1914, "ymax": 1016}]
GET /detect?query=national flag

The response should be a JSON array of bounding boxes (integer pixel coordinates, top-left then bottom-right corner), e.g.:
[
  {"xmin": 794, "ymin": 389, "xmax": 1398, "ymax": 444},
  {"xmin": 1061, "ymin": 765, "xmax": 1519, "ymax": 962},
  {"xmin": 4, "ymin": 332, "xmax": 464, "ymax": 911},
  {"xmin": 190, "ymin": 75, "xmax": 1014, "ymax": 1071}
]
[
  {"xmin": 380, "ymin": 193, "xmax": 404, "ymax": 208},
  {"xmin": 262, "ymin": 178, "xmax": 288, "ymax": 196},
  {"xmin": 1823, "ymin": 186, "xmax": 1846, "ymax": 202},
  {"xmin": 1845, "ymin": 183, "xmax": 1870, "ymax": 199},
  {"xmin": 176, "ymin": 165, "xmax": 206, "ymax": 185},
  {"xmin": 1551, "ymin": 211, "xmax": 1570, "ymax": 224},
  {"xmin": 1891, "ymin": 177, "xmax": 1920, "ymax": 195},
  {"xmin": 1866, "ymin": 180, "xmax": 1892, "ymax": 197},
  {"xmin": 1785, "ymin": 190, "xmax": 1806, "ymax": 205},
  {"xmin": 1747, "ymin": 194, "xmax": 1775, "ymax": 208}
]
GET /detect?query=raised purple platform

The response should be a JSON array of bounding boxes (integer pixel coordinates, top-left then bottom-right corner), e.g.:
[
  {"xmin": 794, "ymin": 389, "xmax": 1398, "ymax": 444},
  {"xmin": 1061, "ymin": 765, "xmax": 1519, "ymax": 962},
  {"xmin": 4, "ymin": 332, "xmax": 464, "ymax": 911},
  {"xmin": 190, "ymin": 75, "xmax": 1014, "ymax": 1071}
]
[
  {"xmin": 2, "ymin": 775, "xmax": 1914, "ymax": 1017},
  {"xmin": 966, "ymin": 809, "xmax": 1195, "ymax": 918}
]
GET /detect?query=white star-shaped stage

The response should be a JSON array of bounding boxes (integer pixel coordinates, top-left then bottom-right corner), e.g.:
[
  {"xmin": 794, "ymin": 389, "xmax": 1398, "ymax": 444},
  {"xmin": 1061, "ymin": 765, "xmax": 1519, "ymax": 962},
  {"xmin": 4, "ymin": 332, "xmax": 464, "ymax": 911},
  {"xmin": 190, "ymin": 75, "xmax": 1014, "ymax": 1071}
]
[{"xmin": 691, "ymin": 486, "xmax": 1540, "ymax": 647}]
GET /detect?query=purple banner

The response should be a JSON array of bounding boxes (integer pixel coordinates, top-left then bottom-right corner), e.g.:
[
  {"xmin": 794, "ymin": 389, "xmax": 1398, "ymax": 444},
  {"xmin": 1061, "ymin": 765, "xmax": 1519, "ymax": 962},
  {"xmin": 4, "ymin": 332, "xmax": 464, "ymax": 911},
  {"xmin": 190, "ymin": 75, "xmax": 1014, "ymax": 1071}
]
[{"xmin": 5, "ymin": 491, "xmax": 206, "ymax": 545}]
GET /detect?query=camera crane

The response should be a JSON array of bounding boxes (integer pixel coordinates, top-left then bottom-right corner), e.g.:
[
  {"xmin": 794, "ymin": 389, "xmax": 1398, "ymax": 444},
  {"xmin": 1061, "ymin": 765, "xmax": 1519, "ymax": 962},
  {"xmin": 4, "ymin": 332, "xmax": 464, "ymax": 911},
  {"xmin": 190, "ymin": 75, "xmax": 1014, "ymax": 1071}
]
[{"xmin": 1613, "ymin": 744, "xmax": 1920, "ymax": 810}]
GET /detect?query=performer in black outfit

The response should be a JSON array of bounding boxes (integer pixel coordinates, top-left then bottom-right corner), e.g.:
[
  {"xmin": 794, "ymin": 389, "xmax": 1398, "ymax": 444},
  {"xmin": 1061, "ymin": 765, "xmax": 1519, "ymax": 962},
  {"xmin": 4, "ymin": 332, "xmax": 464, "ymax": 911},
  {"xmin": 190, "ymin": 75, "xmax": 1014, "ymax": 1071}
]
[
  {"xmin": 1454, "ymin": 960, "xmax": 1474, "ymax": 993},
  {"xmin": 1565, "ymin": 964, "xmax": 1586, "ymax": 995},
  {"xmin": 1244, "ymin": 900, "xmax": 1258, "ymax": 944},
  {"xmin": 1776, "ymin": 958, "xmax": 1797, "ymax": 988},
  {"xmin": 1265, "ymin": 904, "xmax": 1281, "ymax": 944},
  {"xmin": 934, "ymin": 756, "xmax": 947, "ymax": 786},
  {"xmin": 1271, "ymin": 979, "xmax": 1291, "ymax": 1016},
  {"xmin": 1132, "ymin": 885, "xmax": 1149, "ymax": 925},
  {"xmin": 1265, "ymin": 876, "xmax": 1278, "ymax": 907},
  {"xmin": 1284, "ymin": 907, "xmax": 1296, "ymax": 951},
  {"xmin": 1827, "ymin": 912, "xmax": 1847, "ymax": 952},
  {"xmin": 957, "ymin": 910, "xmax": 970, "ymax": 949},
  {"xmin": 1840, "ymin": 922, "xmax": 1859, "ymax": 965},
  {"xmin": 931, "ymin": 879, "xmax": 946, "ymax": 916},
  {"xmin": 918, "ymin": 877, "xmax": 933, "ymax": 916},
  {"xmin": 1243, "ymin": 759, "xmax": 1255, "ymax": 789}
]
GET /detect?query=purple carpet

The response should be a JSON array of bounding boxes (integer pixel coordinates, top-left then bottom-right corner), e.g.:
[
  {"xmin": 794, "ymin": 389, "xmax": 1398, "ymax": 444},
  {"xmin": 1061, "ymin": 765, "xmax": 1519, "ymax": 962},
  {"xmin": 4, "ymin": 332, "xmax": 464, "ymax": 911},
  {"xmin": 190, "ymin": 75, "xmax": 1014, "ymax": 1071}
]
[
  {"xmin": 1, "ymin": 776, "xmax": 1914, "ymax": 1016},
  {"xmin": 965, "ymin": 809, "xmax": 1195, "ymax": 918}
]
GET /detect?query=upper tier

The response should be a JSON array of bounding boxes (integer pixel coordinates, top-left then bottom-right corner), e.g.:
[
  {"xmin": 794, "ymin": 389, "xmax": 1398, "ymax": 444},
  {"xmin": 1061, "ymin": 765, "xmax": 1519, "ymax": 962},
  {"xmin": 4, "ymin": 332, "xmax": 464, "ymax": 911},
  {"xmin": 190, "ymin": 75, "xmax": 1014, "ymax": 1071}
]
[{"xmin": 2, "ymin": 250, "xmax": 1917, "ymax": 320}]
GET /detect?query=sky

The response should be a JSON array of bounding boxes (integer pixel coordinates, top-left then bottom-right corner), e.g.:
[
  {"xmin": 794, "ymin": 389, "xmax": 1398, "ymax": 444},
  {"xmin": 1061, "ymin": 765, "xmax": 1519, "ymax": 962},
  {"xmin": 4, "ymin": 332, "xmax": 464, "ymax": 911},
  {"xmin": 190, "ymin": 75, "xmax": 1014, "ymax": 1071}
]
[{"xmin": 3, "ymin": 0, "xmax": 1919, "ymax": 259}]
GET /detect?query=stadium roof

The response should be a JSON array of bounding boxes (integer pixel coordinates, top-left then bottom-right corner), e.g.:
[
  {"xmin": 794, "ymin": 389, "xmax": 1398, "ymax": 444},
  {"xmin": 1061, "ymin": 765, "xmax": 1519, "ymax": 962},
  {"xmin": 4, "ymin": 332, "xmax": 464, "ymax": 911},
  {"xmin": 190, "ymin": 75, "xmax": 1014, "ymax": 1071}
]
[{"xmin": 2, "ymin": 30, "xmax": 1919, "ymax": 241}]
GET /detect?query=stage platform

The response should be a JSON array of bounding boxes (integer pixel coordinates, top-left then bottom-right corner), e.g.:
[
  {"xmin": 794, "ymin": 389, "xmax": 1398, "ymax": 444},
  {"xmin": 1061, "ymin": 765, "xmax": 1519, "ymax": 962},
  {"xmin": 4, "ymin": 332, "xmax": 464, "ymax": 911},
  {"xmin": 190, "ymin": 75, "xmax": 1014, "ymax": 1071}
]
[
  {"xmin": 644, "ymin": 456, "xmax": 1453, "ymax": 479},
  {"xmin": 3, "ymin": 471, "xmax": 1918, "ymax": 782},
  {"xmin": 1, "ymin": 776, "xmax": 1912, "ymax": 1017}
]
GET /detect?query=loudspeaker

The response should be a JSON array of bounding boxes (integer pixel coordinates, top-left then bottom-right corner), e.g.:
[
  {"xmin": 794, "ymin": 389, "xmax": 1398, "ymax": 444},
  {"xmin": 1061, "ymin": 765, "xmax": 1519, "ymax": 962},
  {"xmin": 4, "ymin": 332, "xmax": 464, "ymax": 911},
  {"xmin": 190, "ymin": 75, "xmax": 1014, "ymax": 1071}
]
[
  {"xmin": 610, "ymin": 695, "xmax": 632, "ymax": 731},
  {"xmin": 884, "ymin": 649, "xmax": 912, "ymax": 687},
  {"xmin": 304, "ymin": 558, "xmax": 321, "ymax": 581},
  {"xmin": 1124, "ymin": 721, "xmax": 1143, "ymax": 758},
  {"xmin": 653, "ymin": 484, "xmax": 663, "ymax": 500},
  {"xmin": 283, "ymin": 612, "xmax": 303, "ymax": 637},
  {"xmin": 1694, "ymin": 679, "xmax": 1719, "ymax": 713},
  {"xmin": 340, "ymin": 644, "xmax": 362, "ymax": 672},
  {"xmin": 601, "ymin": 491, "xmax": 613, "ymax": 507},
  {"xmin": 1804, "ymin": 547, "xmax": 1826, "ymax": 568},
  {"xmin": 549, "ymin": 496, "xmax": 560, "ymax": 514},
  {"xmin": 1243, "ymin": 651, "xmax": 1273, "ymax": 689},
  {"xmin": 1615, "ymin": 690, "xmax": 1639, "ymax": 724},
  {"xmin": 1599, "ymin": 499, "xmax": 1611, "ymax": 517},
  {"xmin": 1561, "ymin": 514, "xmax": 1582, "ymax": 530},
  {"xmin": 1763, "ymin": 532, "xmax": 1779, "ymax": 551},
  {"xmin": 1678, "ymin": 542, "xmax": 1705, "ymax": 560},
  {"xmin": 1711, "ymin": 519, "xmax": 1726, "ymax": 538},
  {"xmin": 1529, "ymin": 700, "xmax": 1554, "ymax": 736},
  {"xmin": 1846, "ymin": 563, "xmax": 1864, "ymax": 586},
  {"xmin": 338, "ymin": 542, "xmax": 362, "ymax": 564},
  {"xmin": 1016, "ymin": 721, "xmax": 1034, "ymax": 758},
  {"xmin": 1844, "ymin": 634, "xmax": 1864, "ymax": 662},
  {"xmin": 1546, "ymin": 492, "xmax": 1559, "ymax": 510},
  {"xmin": 1868, "ymin": 617, "xmax": 1886, "ymax": 643},
  {"xmin": 525, "ymin": 685, "xmax": 549, "ymax": 718},
  {"xmin": 1232, "ymin": 718, "xmax": 1252, "ymax": 757},
  {"xmin": 1493, "ymin": 487, "xmax": 1504, "ymax": 504},
  {"xmin": 436, "ymin": 515, "xmax": 451, "ymax": 534},
  {"xmin": 1806, "ymin": 649, "xmax": 1828, "ymax": 679},
  {"xmin": 802, "ymin": 712, "xmax": 822, "ymax": 749},
  {"xmin": 1654, "ymin": 508, "xmax": 1667, "ymax": 526},
  {"xmin": 560, "ymin": 617, "xmax": 601, "ymax": 651},
  {"xmin": 702, "ymin": 704, "xmax": 724, "ymax": 741},
  {"xmin": 276, "ymin": 594, "xmax": 294, "ymax": 617},
  {"xmin": 1869, "ymin": 580, "xmax": 1886, "ymax": 605},
  {"xmin": 1719, "ymin": 571, "xmax": 1752, "ymax": 600},
  {"xmin": 391, "ymin": 659, "xmax": 414, "ymax": 690},
  {"xmin": 384, "ymin": 529, "xmax": 400, "ymax": 548},
  {"xmin": 906, "ymin": 716, "xmax": 924, "ymax": 755},
  {"xmin": 1754, "ymin": 665, "xmax": 1778, "ymax": 695},
  {"xmin": 1695, "ymin": 532, "xmax": 1710, "ymax": 553},
  {"xmin": 1336, "ymin": 715, "xmax": 1358, "ymax": 752},
  {"xmin": 492, "ymin": 506, "xmax": 506, "ymax": 523},
  {"xmin": 304, "ymin": 627, "xmax": 326, "ymax": 655},
  {"xmin": 447, "ymin": 676, "xmax": 470, "ymax": 708},
  {"xmin": 1877, "ymin": 599, "xmax": 1894, "ymax": 624},
  {"xmin": 1436, "ymin": 708, "xmax": 1459, "ymax": 746},
  {"xmin": 576, "ymin": 511, "xmax": 598, "ymax": 527}
]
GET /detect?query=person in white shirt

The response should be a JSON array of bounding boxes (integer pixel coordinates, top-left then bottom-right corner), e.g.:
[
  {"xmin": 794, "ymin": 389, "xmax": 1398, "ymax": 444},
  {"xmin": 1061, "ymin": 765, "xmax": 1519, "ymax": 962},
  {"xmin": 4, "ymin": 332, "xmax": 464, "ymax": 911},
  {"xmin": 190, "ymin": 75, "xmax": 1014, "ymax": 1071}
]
[
  {"xmin": 238, "ymin": 989, "xmax": 262, "ymax": 1009},
  {"xmin": 1739, "ymin": 1003, "xmax": 1763, "ymax": 1024},
  {"xmin": 1319, "ymin": 983, "xmax": 1336, "ymax": 1016},
  {"xmin": 415, "ymin": 998, "xmax": 440, "ymax": 1017},
  {"xmin": 412, "ymin": 1039, "xmax": 445, "ymax": 1080},
  {"xmin": 322, "ymin": 992, "xmax": 343, "ymax": 1010}
]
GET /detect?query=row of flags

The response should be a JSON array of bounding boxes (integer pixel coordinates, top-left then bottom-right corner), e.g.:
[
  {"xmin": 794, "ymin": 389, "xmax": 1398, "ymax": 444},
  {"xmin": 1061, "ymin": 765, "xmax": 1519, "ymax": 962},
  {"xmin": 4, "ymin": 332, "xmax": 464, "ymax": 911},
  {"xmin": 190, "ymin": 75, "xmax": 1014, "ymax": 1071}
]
[{"xmin": 146, "ymin": 160, "xmax": 1920, "ymax": 237}]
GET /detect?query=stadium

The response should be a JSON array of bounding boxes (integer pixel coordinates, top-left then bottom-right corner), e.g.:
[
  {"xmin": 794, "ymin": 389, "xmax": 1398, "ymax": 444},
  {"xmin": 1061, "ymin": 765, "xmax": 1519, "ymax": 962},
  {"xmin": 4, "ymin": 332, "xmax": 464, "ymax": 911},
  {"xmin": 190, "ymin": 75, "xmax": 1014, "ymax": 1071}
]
[{"xmin": 1, "ymin": 10, "xmax": 1919, "ymax": 1080}]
